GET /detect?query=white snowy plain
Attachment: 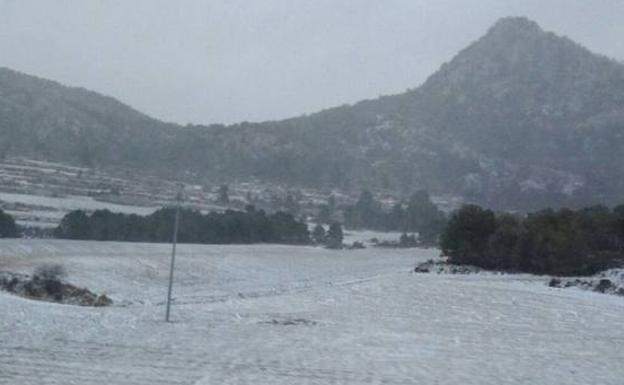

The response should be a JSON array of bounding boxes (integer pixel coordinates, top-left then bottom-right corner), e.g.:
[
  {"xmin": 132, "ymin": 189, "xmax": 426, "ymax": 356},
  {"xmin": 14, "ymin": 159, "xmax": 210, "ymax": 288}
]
[{"xmin": 1, "ymin": 238, "xmax": 624, "ymax": 385}]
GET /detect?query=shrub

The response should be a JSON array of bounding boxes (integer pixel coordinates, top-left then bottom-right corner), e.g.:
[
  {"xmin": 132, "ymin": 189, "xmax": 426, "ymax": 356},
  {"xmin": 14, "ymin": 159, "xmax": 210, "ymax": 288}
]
[
  {"xmin": 32, "ymin": 264, "xmax": 67, "ymax": 301},
  {"xmin": 0, "ymin": 209, "xmax": 17, "ymax": 238},
  {"xmin": 326, "ymin": 223, "xmax": 344, "ymax": 249},
  {"xmin": 399, "ymin": 233, "xmax": 418, "ymax": 247},
  {"xmin": 350, "ymin": 241, "xmax": 366, "ymax": 249},
  {"xmin": 94, "ymin": 294, "xmax": 113, "ymax": 307},
  {"xmin": 33, "ymin": 264, "xmax": 67, "ymax": 282},
  {"xmin": 312, "ymin": 224, "xmax": 326, "ymax": 245}
]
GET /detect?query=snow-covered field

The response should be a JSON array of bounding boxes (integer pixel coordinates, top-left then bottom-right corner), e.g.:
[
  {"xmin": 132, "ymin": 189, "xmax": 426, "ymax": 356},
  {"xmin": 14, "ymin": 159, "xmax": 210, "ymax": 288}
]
[
  {"xmin": 0, "ymin": 192, "xmax": 158, "ymax": 215},
  {"xmin": 342, "ymin": 229, "xmax": 404, "ymax": 245},
  {"xmin": 1, "ymin": 239, "xmax": 624, "ymax": 384},
  {"xmin": 0, "ymin": 192, "xmax": 159, "ymax": 228}
]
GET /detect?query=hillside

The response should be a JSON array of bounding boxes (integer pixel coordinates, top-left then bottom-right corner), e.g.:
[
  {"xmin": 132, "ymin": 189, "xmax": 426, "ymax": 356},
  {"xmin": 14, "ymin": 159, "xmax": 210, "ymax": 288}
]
[{"xmin": 1, "ymin": 17, "xmax": 623, "ymax": 210}]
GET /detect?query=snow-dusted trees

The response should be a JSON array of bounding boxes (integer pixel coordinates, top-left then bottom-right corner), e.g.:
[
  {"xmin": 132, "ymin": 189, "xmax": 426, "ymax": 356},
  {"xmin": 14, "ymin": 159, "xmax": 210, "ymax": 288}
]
[
  {"xmin": 55, "ymin": 207, "xmax": 311, "ymax": 245},
  {"xmin": 326, "ymin": 223, "xmax": 344, "ymax": 249},
  {"xmin": 344, "ymin": 190, "xmax": 446, "ymax": 244},
  {"xmin": 441, "ymin": 204, "xmax": 624, "ymax": 276},
  {"xmin": 311, "ymin": 223, "xmax": 345, "ymax": 249},
  {"xmin": 312, "ymin": 224, "xmax": 326, "ymax": 245}
]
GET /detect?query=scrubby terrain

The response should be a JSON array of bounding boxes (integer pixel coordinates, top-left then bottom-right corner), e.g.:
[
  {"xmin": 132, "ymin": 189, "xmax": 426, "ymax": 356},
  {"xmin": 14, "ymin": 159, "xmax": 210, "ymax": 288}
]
[{"xmin": 1, "ymin": 238, "xmax": 623, "ymax": 384}]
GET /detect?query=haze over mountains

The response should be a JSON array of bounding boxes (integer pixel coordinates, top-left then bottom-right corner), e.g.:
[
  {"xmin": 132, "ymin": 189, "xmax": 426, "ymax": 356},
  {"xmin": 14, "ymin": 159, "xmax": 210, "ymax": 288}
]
[{"xmin": 1, "ymin": 17, "xmax": 623, "ymax": 210}]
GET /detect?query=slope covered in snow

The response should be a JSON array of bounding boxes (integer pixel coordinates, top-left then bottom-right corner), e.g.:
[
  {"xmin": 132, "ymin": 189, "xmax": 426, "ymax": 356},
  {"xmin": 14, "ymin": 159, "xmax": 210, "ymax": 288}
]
[{"xmin": 1, "ymin": 239, "xmax": 623, "ymax": 384}]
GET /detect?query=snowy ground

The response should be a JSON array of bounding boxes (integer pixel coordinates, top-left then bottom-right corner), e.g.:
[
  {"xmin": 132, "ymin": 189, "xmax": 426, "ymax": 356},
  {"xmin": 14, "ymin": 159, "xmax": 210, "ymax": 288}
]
[
  {"xmin": 1, "ymin": 239, "xmax": 624, "ymax": 384},
  {"xmin": 0, "ymin": 192, "xmax": 158, "ymax": 215},
  {"xmin": 342, "ymin": 229, "xmax": 404, "ymax": 246},
  {"xmin": 0, "ymin": 192, "xmax": 159, "ymax": 227}
]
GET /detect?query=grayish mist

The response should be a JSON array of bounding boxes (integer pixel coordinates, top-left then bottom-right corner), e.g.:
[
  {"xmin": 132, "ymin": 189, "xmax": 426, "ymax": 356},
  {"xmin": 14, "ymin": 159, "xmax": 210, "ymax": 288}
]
[{"xmin": 1, "ymin": 0, "xmax": 623, "ymax": 125}]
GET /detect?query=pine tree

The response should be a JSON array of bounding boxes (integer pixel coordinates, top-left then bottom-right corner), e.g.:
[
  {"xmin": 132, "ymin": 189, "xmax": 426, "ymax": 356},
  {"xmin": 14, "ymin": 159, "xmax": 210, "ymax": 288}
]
[
  {"xmin": 217, "ymin": 185, "xmax": 230, "ymax": 204},
  {"xmin": 0, "ymin": 209, "xmax": 18, "ymax": 238},
  {"xmin": 312, "ymin": 224, "xmax": 326, "ymax": 244},
  {"xmin": 326, "ymin": 223, "xmax": 344, "ymax": 249}
]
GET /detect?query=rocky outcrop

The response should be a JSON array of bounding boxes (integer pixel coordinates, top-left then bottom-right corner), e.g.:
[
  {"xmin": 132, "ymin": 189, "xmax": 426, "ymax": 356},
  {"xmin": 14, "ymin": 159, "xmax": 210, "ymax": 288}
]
[
  {"xmin": 0, "ymin": 271, "xmax": 112, "ymax": 306},
  {"xmin": 414, "ymin": 259, "xmax": 485, "ymax": 274},
  {"xmin": 548, "ymin": 270, "xmax": 624, "ymax": 296}
]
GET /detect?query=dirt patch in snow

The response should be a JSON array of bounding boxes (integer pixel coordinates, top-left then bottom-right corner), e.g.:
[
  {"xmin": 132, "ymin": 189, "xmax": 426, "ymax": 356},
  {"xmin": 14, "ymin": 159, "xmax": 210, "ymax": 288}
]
[{"xmin": 261, "ymin": 317, "xmax": 318, "ymax": 326}]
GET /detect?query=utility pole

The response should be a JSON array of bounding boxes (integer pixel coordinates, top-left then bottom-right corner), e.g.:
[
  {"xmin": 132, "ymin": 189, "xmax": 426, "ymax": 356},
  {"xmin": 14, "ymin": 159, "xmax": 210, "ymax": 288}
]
[{"xmin": 165, "ymin": 185, "xmax": 183, "ymax": 322}]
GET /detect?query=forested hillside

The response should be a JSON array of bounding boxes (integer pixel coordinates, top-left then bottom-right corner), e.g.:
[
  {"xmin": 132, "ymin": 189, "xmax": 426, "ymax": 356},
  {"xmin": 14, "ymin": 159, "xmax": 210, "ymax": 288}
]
[{"xmin": 2, "ymin": 17, "xmax": 623, "ymax": 210}]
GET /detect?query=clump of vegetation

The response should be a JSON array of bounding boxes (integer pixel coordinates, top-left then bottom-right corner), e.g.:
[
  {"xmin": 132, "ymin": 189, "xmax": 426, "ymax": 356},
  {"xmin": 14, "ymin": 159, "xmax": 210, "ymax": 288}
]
[
  {"xmin": 311, "ymin": 224, "xmax": 327, "ymax": 245},
  {"xmin": 311, "ymin": 223, "xmax": 345, "ymax": 249},
  {"xmin": 348, "ymin": 241, "xmax": 366, "ymax": 250},
  {"xmin": 54, "ymin": 205, "xmax": 310, "ymax": 245},
  {"xmin": 440, "ymin": 204, "xmax": 624, "ymax": 276},
  {"xmin": 0, "ymin": 209, "xmax": 18, "ymax": 238},
  {"xmin": 34, "ymin": 263, "xmax": 67, "ymax": 282},
  {"xmin": 374, "ymin": 233, "xmax": 419, "ymax": 248},
  {"xmin": 325, "ymin": 223, "xmax": 344, "ymax": 249},
  {"xmin": 33, "ymin": 264, "xmax": 67, "ymax": 301},
  {"xmin": 344, "ymin": 190, "xmax": 446, "ymax": 245},
  {"xmin": 0, "ymin": 264, "xmax": 112, "ymax": 306}
]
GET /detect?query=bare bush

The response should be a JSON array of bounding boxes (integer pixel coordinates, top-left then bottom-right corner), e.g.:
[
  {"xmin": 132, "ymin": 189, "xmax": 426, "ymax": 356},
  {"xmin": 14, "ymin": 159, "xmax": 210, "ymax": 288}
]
[{"xmin": 33, "ymin": 264, "xmax": 67, "ymax": 282}]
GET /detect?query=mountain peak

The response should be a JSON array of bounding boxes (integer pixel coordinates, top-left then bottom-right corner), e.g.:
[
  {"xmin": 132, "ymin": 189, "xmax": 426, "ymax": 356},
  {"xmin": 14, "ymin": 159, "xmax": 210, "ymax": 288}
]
[
  {"xmin": 487, "ymin": 16, "xmax": 543, "ymax": 37},
  {"xmin": 476, "ymin": 17, "xmax": 550, "ymax": 50},
  {"xmin": 427, "ymin": 15, "xmax": 611, "ymax": 83}
]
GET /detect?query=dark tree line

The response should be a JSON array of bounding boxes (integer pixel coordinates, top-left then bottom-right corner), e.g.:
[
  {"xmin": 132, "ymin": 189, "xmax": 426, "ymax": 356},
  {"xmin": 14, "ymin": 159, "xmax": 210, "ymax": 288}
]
[
  {"xmin": 441, "ymin": 204, "xmax": 624, "ymax": 276},
  {"xmin": 343, "ymin": 190, "xmax": 446, "ymax": 244},
  {"xmin": 54, "ymin": 206, "xmax": 310, "ymax": 245},
  {"xmin": 0, "ymin": 209, "xmax": 17, "ymax": 238}
]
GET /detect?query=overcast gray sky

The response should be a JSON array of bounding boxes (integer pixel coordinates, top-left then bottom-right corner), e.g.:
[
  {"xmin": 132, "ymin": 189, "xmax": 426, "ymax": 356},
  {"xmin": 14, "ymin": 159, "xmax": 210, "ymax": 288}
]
[{"xmin": 1, "ymin": 0, "xmax": 623, "ymax": 125}]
